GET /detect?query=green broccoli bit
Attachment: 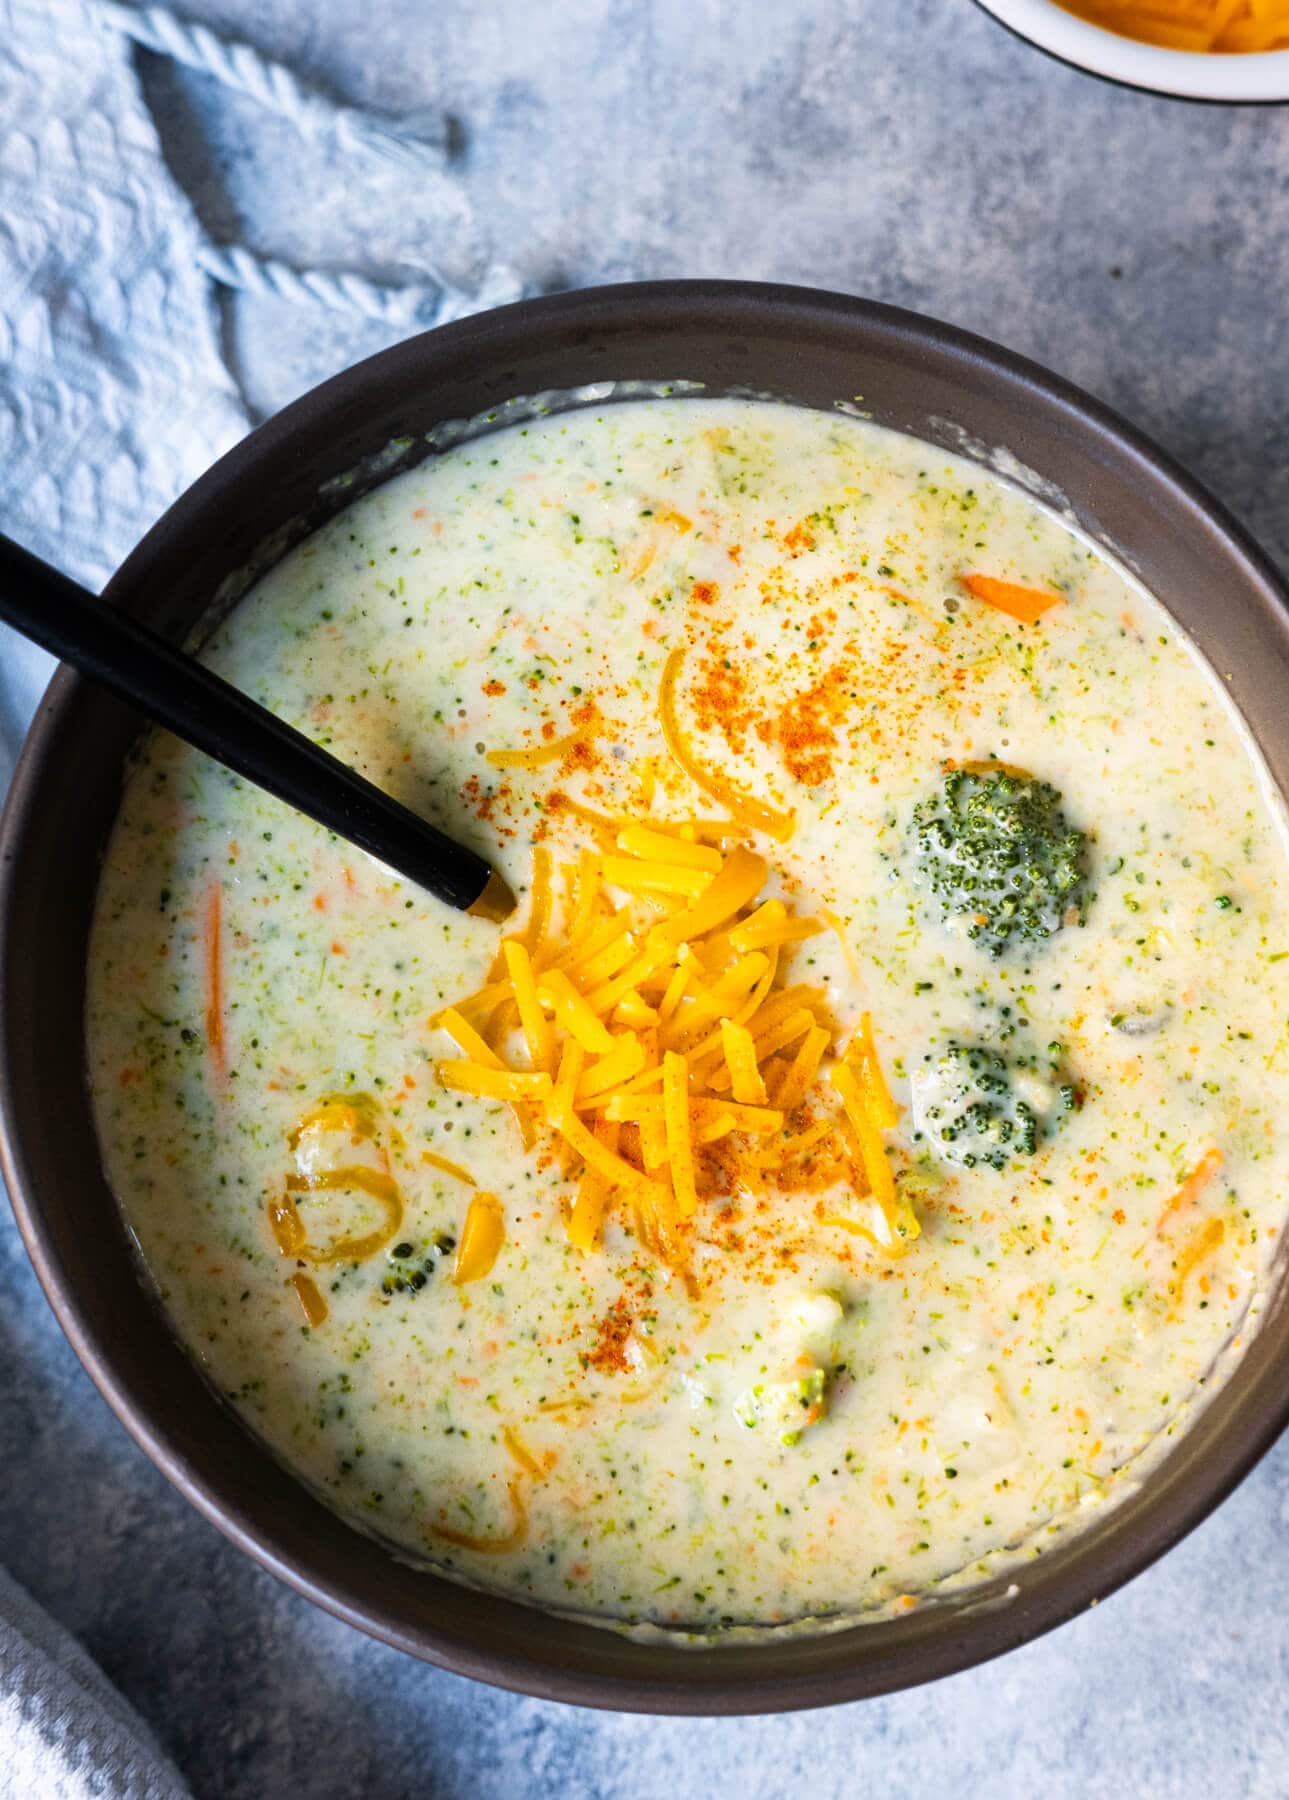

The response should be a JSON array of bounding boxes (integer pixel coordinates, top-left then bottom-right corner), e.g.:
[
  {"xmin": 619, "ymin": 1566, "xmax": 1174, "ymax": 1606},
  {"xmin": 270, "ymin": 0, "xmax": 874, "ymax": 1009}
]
[
  {"xmin": 910, "ymin": 767, "xmax": 1089, "ymax": 958},
  {"xmin": 380, "ymin": 1230, "xmax": 456, "ymax": 1297},
  {"xmin": 734, "ymin": 1365, "xmax": 829, "ymax": 1445},
  {"xmin": 912, "ymin": 1043, "xmax": 1042, "ymax": 1172}
]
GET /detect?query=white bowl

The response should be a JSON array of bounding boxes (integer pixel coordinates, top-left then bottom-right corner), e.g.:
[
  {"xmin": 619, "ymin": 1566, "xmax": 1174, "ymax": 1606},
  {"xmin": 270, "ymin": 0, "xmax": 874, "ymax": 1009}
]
[{"xmin": 975, "ymin": 0, "xmax": 1289, "ymax": 98}]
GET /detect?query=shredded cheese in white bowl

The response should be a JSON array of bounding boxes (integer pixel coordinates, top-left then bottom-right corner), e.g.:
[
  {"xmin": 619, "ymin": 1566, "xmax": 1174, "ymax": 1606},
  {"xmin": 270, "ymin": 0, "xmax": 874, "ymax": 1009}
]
[{"xmin": 973, "ymin": 0, "xmax": 1289, "ymax": 98}]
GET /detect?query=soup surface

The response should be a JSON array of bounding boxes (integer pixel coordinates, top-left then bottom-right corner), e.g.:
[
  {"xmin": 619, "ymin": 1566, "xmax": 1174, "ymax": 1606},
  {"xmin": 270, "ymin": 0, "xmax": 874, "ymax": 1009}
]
[{"xmin": 88, "ymin": 398, "xmax": 1289, "ymax": 1636}]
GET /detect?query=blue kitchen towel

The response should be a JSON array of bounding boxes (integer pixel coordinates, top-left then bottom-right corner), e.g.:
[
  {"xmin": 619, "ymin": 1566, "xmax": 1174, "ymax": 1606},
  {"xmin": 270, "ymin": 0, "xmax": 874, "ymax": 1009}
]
[
  {"xmin": 0, "ymin": 7, "xmax": 239, "ymax": 1787},
  {"xmin": 0, "ymin": 0, "xmax": 250, "ymax": 787},
  {"xmin": 0, "ymin": 1565, "xmax": 190, "ymax": 1799},
  {"xmin": 0, "ymin": 0, "xmax": 250, "ymax": 584},
  {"xmin": 0, "ymin": 5, "xmax": 528, "ymax": 1786}
]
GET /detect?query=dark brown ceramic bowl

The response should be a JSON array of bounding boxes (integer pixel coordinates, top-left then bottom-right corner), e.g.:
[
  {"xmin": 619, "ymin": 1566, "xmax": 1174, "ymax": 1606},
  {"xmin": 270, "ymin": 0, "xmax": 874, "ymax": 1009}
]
[{"xmin": 3, "ymin": 281, "xmax": 1289, "ymax": 1713}]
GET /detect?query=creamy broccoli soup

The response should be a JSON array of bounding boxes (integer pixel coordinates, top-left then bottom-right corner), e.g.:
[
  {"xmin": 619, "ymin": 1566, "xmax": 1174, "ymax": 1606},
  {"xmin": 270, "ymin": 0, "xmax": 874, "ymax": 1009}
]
[{"xmin": 87, "ymin": 399, "xmax": 1289, "ymax": 1637}]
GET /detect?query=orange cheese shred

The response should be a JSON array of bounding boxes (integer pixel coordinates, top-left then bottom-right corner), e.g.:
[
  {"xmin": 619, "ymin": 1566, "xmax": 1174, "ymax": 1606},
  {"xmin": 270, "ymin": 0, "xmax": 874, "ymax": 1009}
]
[
  {"xmin": 848, "ymin": 1011, "xmax": 900, "ymax": 1130},
  {"xmin": 1053, "ymin": 0, "xmax": 1283, "ymax": 50},
  {"xmin": 435, "ymin": 1061, "xmax": 554, "ymax": 1103},
  {"xmin": 453, "ymin": 1191, "xmax": 505, "ymax": 1284},
  {"xmin": 659, "ymin": 647, "xmax": 795, "ymax": 842},
  {"xmin": 502, "ymin": 1426, "xmax": 543, "ymax": 1477},
  {"xmin": 617, "ymin": 823, "xmax": 723, "ymax": 872},
  {"xmin": 720, "ymin": 1018, "xmax": 769, "ymax": 1105},
  {"xmin": 290, "ymin": 1271, "xmax": 329, "ymax": 1327},
  {"xmin": 663, "ymin": 1050, "xmax": 698, "ymax": 1217},
  {"xmin": 503, "ymin": 939, "xmax": 555, "ymax": 1074},
  {"xmin": 434, "ymin": 819, "xmax": 917, "ymax": 1271},
  {"xmin": 487, "ymin": 727, "xmax": 601, "ymax": 771},
  {"xmin": 435, "ymin": 1006, "xmax": 508, "ymax": 1070},
  {"xmin": 420, "ymin": 1149, "xmax": 477, "ymax": 1186}
]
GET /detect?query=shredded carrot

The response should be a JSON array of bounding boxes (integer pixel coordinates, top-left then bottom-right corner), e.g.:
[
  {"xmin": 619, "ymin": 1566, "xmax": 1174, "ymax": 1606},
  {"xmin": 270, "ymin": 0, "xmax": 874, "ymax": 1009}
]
[
  {"xmin": 1172, "ymin": 1216, "xmax": 1225, "ymax": 1295},
  {"xmin": 203, "ymin": 879, "xmax": 225, "ymax": 1084},
  {"xmin": 432, "ymin": 1476, "xmax": 528, "ymax": 1553},
  {"xmin": 959, "ymin": 573, "xmax": 1063, "ymax": 626},
  {"xmin": 1157, "ymin": 1147, "xmax": 1223, "ymax": 1232}
]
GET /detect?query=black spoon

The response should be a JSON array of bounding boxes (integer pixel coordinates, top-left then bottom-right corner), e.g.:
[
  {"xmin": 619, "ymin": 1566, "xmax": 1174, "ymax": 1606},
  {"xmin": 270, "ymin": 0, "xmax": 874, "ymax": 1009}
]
[{"xmin": 0, "ymin": 533, "xmax": 515, "ymax": 922}]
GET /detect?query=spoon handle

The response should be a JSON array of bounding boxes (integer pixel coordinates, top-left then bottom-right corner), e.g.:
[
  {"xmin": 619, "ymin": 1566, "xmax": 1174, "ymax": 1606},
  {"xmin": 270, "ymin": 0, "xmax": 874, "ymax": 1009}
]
[{"xmin": 0, "ymin": 533, "xmax": 513, "ymax": 921}]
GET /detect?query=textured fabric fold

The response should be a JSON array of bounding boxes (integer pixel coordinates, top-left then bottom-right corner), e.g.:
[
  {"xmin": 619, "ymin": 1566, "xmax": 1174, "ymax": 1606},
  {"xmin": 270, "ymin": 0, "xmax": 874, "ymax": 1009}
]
[
  {"xmin": 0, "ymin": 0, "xmax": 250, "ymax": 591},
  {"xmin": 0, "ymin": 1566, "xmax": 190, "ymax": 1799},
  {"xmin": 0, "ymin": 5, "xmax": 235, "ymax": 1789}
]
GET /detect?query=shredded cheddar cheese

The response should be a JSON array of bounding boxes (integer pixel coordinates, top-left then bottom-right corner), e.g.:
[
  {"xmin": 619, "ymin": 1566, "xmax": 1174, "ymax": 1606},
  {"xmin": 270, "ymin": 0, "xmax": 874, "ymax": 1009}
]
[
  {"xmin": 420, "ymin": 1148, "xmax": 477, "ymax": 1186},
  {"xmin": 486, "ymin": 723, "xmax": 604, "ymax": 770},
  {"xmin": 432, "ymin": 817, "xmax": 916, "ymax": 1274},
  {"xmin": 453, "ymin": 1191, "xmax": 505, "ymax": 1284},
  {"xmin": 290, "ymin": 1270, "xmax": 329, "ymax": 1327},
  {"xmin": 1055, "ymin": 0, "xmax": 1289, "ymax": 50}
]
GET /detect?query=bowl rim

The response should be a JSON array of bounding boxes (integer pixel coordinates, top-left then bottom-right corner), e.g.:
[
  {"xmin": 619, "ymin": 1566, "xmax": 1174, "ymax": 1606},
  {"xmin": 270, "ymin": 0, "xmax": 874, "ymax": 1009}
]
[
  {"xmin": 972, "ymin": 0, "xmax": 1289, "ymax": 99},
  {"xmin": 5, "ymin": 278, "xmax": 1289, "ymax": 1712}
]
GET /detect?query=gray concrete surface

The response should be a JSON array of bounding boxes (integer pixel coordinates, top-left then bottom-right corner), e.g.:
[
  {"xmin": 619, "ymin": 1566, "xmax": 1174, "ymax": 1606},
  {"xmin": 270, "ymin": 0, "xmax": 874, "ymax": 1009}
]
[{"xmin": 4, "ymin": 1, "xmax": 1289, "ymax": 1794}]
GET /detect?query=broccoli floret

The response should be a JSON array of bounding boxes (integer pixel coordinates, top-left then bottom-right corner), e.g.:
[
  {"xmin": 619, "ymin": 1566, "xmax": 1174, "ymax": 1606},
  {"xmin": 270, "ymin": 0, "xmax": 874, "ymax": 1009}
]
[
  {"xmin": 379, "ymin": 1230, "xmax": 455, "ymax": 1297},
  {"xmin": 734, "ymin": 1362, "xmax": 829, "ymax": 1446},
  {"xmin": 911, "ymin": 1041, "xmax": 1077, "ymax": 1172},
  {"xmin": 909, "ymin": 767, "xmax": 1090, "ymax": 958}
]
